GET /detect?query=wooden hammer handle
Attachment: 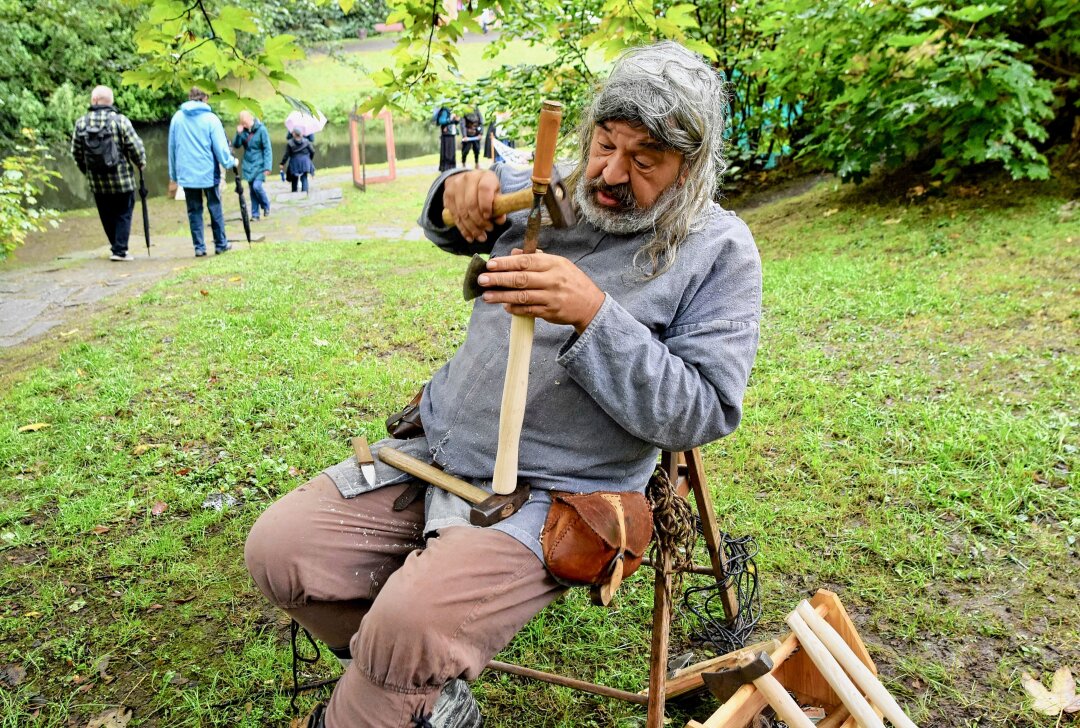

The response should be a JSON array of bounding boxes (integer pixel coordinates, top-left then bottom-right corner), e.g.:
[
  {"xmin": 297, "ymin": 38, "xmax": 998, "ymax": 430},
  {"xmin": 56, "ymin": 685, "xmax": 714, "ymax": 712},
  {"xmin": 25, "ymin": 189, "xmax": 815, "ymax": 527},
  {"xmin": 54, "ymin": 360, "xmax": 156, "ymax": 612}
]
[
  {"xmin": 441, "ymin": 187, "xmax": 534, "ymax": 228},
  {"xmin": 753, "ymin": 672, "xmax": 816, "ymax": 728},
  {"xmin": 530, "ymin": 101, "xmax": 562, "ymax": 188},
  {"xmin": 785, "ymin": 611, "xmax": 884, "ymax": 728},
  {"xmin": 490, "ymin": 100, "xmax": 562, "ymax": 497},
  {"xmin": 796, "ymin": 601, "xmax": 919, "ymax": 728},
  {"xmin": 377, "ymin": 446, "xmax": 491, "ymax": 505}
]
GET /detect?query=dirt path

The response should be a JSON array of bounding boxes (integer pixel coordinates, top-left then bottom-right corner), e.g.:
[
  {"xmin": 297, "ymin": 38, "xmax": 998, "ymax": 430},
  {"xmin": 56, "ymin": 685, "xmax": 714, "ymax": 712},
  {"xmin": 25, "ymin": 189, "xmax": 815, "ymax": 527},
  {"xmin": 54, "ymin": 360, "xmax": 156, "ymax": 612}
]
[
  {"xmin": 0, "ymin": 173, "xmax": 366, "ymax": 349},
  {"xmin": 0, "ymin": 166, "xmax": 812, "ymax": 351}
]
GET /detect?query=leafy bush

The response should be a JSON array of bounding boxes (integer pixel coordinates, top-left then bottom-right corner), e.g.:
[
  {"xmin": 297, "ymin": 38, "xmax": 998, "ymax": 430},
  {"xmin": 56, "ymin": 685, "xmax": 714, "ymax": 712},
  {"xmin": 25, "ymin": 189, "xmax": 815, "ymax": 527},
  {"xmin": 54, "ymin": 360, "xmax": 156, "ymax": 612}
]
[
  {"xmin": 0, "ymin": 0, "xmax": 179, "ymax": 153},
  {"xmin": 245, "ymin": 0, "xmax": 388, "ymax": 44},
  {"xmin": 364, "ymin": 0, "xmax": 1077, "ymax": 183},
  {"xmin": 0, "ymin": 129, "xmax": 59, "ymax": 257}
]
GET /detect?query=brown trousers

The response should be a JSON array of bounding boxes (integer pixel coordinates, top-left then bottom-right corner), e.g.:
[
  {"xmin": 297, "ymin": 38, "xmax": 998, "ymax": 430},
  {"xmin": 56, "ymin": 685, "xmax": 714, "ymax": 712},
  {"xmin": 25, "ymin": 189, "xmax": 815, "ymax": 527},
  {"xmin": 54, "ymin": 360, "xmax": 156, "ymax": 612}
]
[{"xmin": 245, "ymin": 475, "xmax": 565, "ymax": 727}]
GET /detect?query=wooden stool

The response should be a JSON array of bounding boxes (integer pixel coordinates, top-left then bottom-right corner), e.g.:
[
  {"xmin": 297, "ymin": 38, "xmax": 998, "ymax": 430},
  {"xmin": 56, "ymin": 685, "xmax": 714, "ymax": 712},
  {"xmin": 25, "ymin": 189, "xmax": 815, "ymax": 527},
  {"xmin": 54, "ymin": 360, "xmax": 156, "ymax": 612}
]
[{"xmin": 486, "ymin": 447, "xmax": 741, "ymax": 727}]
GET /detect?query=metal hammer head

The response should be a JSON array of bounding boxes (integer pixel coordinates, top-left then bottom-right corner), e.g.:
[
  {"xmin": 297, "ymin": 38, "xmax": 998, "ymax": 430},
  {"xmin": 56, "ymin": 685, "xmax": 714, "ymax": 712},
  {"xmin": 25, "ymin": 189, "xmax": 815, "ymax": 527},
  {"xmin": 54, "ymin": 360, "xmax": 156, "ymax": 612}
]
[
  {"xmin": 542, "ymin": 170, "xmax": 577, "ymax": 229},
  {"xmin": 702, "ymin": 651, "xmax": 775, "ymax": 703},
  {"xmin": 469, "ymin": 483, "xmax": 531, "ymax": 527},
  {"xmin": 461, "ymin": 170, "xmax": 578, "ymax": 301}
]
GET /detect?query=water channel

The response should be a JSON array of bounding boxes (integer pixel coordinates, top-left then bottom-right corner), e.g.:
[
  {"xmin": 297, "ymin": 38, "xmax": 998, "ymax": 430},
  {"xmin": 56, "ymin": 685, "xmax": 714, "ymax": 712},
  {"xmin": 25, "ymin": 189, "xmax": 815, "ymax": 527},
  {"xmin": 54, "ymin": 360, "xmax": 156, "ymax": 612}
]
[{"xmin": 43, "ymin": 116, "xmax": 440, "ymax": 211}]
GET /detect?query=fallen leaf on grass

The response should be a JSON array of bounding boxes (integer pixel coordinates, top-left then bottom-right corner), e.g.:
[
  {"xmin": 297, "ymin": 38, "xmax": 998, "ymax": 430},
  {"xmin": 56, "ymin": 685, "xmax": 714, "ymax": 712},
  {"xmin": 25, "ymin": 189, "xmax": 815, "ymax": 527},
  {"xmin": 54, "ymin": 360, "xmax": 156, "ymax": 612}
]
[
  {"xmin": 823, "ymin": 208, "xmax": 839, "ymax": 218},
  {"xmin": 91, "ymin": 525, "xmax": 111, "ymax": 535},
  {"xmin": 132, "ymin": 443, "xmax": 163, "ymax": 456},
  {"xmin": 68, "ymin": 599, "xmax": 86, "ymax": 613},
  {"xmin": 151, "ymin": 501, "xmax": 168, "ymax": 516},
  {"xmin": 288, "ymin": 466, "xmax": 301, "ymax": 477},
  {"xmin": 199, "ymin": 290, "xmax": 209, "ymax": 296},
  {"xmin": 313, "ymin": 337, "xmax": 330, "ymax": 347},
  {"xmin": 17, "ymin": 423, "xmax": 50, "ymax": 433},
  {"xmin": 883, "ymin": 218, "xmax": 902, "ymax": 225},
  {"xmin": 58, "ymin": 329, "xmax": 80, "ymax": 338},
  {"xmin": 147, "ymin": 603, "xmax": 164, "ymax": 611},
  {"xmin": 228, "ymin": 276, "xmax": 242, "ymax": 282},
  {"xmin": 0, "ymin": 664, "xmax": 26, "ymax": 689},
  {"xmin": 1022, "ymin": 667, "xmax": 1080, "ymax": 716},
  {"xmin": 86, "ymin": 707, "xmax": 132, "ymax": 728}
]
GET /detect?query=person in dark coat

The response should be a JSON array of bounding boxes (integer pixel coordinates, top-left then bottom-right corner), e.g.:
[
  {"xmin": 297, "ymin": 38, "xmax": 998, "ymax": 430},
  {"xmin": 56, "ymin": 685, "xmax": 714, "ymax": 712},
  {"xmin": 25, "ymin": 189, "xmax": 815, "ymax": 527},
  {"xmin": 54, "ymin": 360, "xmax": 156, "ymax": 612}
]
[
  {"xmin": 232, "ymin": 110, "xmax": 273, "ymax": 219},
  {"xmin": 434, "ymin": 106, "xmax": 458, "ymax": 173},
  {"xmin": 280, "ymin": 129, "xmax": 316, "ymax": 193}
]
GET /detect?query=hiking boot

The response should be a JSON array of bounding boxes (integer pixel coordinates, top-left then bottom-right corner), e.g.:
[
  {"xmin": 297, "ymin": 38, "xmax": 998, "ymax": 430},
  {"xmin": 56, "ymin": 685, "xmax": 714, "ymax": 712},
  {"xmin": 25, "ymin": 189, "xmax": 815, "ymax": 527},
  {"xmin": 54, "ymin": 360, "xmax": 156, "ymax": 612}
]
[
  {"xmin": 425, "ymin": 679, "xmax": 482, "ymax": 728},
  {"xmin": 109, "ymin": 253, "xmax": 136, "ymax": 261},
  {"xmin": 290, "ymin": 702, "xmax": 326, "ymax": 728}
]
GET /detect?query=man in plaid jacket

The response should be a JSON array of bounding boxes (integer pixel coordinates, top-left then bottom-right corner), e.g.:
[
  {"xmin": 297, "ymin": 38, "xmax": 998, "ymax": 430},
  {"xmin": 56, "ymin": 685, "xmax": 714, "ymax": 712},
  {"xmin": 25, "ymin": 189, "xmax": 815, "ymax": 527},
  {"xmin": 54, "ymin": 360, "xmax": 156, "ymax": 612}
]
[{"xmin": 71, "ymin": 86, "xmax": 147, "ymax": 261}]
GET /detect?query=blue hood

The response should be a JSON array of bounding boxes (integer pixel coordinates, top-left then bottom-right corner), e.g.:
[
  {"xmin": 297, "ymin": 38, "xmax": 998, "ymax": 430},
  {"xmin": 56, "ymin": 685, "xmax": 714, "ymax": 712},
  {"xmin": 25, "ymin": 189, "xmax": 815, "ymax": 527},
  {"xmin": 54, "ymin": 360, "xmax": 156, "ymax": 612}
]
[
  {"xmin": 168, "ymin": 101, "xmax": 236, "ymax": 188},
  {"xmin": 180, "ymin": 100, "xmax": 213, "ymax": 116}
]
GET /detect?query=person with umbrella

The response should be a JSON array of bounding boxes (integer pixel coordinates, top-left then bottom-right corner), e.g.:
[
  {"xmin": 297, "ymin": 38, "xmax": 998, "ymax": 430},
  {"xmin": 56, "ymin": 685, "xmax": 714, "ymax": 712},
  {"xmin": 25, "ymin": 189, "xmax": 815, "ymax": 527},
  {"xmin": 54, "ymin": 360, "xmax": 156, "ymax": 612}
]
[
  {"xmin": 280, "ymin": 128, "xmax": 317, "ymax": 193},
  {"xmin": 232, "ymin": 110, "xmax": 273, "ymax": 220},
  {"xmin": 70, "ymin": 85, "xmax": 147, "ymax": 261}
]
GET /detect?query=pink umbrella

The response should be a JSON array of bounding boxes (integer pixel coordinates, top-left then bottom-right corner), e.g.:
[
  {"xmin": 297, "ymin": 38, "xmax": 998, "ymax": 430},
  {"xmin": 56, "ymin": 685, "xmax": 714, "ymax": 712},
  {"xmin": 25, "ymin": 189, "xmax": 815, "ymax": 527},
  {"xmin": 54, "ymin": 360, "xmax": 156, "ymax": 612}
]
[{"xmin": 285, "ymin": 110, "xmax": 327, "ymax": 137}]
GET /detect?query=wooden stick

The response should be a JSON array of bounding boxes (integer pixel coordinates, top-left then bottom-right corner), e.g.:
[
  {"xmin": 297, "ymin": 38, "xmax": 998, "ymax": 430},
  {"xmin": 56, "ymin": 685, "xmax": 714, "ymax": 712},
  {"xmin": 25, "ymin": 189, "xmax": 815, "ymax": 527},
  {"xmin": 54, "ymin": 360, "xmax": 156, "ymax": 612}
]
[
  {"xmin": 486, "ymin": 660, "xmax": 648, "ymax": 706},
  {"xmin": 785, "ymin": 611, "xmax": 883, "ymax": 728},
  {"xmin": 441, "ymin": 187, "xmax": 534, "ymax": 227},
  {"xmin": 796, "ymin": 601, "xmax": 919, "ymax": 728},
  {"xmin": 753, "ymin": 669, "xmax": 816, "ymax": 728},
  {"xmin": 491, "ymin": 315, "xmax": 535, "ymax": 494},
  {"xmin": 490, "ymin": 100, "xmax": 562, "ymax": 495}
]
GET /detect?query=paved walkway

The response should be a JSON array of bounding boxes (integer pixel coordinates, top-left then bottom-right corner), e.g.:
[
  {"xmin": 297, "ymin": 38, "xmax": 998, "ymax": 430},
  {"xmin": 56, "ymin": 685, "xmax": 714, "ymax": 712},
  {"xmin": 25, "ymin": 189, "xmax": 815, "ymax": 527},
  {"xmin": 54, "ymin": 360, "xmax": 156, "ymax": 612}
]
[{"xmin": 0, "ymin": 171, "xmax": 429, "ymax": 349}]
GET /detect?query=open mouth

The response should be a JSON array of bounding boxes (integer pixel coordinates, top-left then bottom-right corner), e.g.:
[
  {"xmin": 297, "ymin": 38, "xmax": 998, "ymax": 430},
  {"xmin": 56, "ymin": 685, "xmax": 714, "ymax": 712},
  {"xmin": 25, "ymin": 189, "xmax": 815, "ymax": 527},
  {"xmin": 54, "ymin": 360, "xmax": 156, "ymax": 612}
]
[{"xmin": 595, "ymin": 189, "xmax": 621, "ymax": 208}]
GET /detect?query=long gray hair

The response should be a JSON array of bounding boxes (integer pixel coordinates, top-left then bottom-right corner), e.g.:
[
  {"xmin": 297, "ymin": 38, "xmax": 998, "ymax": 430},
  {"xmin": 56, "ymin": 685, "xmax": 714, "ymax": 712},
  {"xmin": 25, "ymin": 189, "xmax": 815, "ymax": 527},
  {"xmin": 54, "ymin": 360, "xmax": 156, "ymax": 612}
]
[{"xmin": 566, "ymin": 41, "xmax": 728, "ymax": 276}]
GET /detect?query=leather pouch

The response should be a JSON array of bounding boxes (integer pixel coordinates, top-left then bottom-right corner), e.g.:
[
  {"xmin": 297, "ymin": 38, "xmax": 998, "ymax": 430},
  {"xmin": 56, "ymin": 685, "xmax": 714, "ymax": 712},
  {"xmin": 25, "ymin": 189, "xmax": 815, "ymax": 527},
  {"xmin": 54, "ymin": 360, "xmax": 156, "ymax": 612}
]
[
  {"xmin": 385, "ymin": 385, "xmax": 425, "ymax": 439},
  {"xmin": 541, "ymin": 491, "xmax": 653, "ymax": 605}
]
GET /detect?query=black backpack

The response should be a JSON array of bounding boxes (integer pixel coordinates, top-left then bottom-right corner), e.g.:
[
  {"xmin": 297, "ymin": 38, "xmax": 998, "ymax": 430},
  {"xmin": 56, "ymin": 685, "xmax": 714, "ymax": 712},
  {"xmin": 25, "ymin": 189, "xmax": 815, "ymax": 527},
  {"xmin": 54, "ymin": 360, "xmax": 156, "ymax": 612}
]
[
  {"xmin": 81, "ymin": 113, "xmax": 121, "ymax": 173},
  {"xmin": 464, "ymin": 111, "xmax": 481, "ymax": 137}
]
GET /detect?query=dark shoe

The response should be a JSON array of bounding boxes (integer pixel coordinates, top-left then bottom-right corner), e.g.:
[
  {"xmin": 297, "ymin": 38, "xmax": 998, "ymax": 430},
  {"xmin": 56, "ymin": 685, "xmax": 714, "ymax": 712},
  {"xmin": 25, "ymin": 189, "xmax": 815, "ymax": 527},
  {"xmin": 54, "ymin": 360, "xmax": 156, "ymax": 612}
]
[
  {"xmin": 289, "ymin": 702, "xmax": 326, "ymax": 728},
  {"xmin": 109, "ymin": 253, "xmax": 136, "ymax": 261},
  {"xmin": 195, "ymin": 251, "xmax": 207, "ymax": 258},
  {"xmin": 425, "ymin": 679, "xmax": 482, "ymax": 728},
  {"xmin": 215, "ymin": 244, "xmax": 232, "ymax": 254}
]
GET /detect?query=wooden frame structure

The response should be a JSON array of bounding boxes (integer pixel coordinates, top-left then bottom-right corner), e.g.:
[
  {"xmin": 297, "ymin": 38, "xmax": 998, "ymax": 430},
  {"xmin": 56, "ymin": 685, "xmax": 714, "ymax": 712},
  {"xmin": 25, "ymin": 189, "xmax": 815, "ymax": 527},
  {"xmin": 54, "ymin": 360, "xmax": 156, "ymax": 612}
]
[
  {"xmin": 348, "ymin": 107, "xmax": 397, "ymax": 190},
  {"xmin": 485, "ymin": 447, "xmax": 740, "ymax": 727}
]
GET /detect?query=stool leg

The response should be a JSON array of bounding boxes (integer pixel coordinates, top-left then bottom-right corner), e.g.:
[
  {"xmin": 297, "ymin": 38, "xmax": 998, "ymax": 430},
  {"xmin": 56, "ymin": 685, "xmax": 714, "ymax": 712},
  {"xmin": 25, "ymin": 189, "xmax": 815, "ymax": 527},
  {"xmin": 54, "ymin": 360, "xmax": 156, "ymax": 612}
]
[{"xmin": 647, "ymin": 550, "xmax": 672, "ymax": 728}]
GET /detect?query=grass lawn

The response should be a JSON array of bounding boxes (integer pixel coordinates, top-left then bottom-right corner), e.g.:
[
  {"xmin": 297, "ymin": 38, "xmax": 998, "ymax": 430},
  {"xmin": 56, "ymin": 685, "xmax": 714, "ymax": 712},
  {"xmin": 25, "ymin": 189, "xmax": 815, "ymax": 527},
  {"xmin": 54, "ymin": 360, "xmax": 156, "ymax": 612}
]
[{"xmin": 0, "ymin": 169, "xmax": 1077, "ymax": 727}]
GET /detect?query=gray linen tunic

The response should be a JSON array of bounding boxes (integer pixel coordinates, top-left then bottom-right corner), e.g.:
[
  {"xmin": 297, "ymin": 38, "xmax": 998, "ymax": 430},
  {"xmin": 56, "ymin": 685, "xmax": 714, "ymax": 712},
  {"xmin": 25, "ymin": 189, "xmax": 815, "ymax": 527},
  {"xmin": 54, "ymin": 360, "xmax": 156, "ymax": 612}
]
[{"xmin": 326, "ymin": 164, "xmax": 761, "ymax": 564}]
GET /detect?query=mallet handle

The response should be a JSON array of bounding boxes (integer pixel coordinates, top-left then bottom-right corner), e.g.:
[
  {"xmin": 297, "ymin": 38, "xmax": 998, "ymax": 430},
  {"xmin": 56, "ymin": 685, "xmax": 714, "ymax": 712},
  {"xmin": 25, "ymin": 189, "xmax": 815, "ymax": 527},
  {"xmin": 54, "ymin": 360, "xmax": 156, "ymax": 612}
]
[
  {"xmin": 490, "ymin": 100, "xmax": 562, "ymax": 496},
  {"xmin": 441, "ymin": 188, "xmax": 534, "ymax": 228},
  {"xmin": 796, "ymin": 601, "xmax": 919, "ymax": 728},
  {"xmin": 378, "ymin": 447, "xmax": 490, "ymax": 505},
  {"xmin": 753, "ymin": 673, "xmax": 816, "ymax": 728},
  {"xmin": 785, "ymin": 611, "xmax": 884, "ymax": 728}
]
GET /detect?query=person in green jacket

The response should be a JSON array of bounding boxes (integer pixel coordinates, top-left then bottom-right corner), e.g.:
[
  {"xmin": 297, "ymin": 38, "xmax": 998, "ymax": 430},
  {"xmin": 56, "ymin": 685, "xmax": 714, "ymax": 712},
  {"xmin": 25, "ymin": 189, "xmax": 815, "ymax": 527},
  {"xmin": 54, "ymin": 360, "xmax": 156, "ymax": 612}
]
[{"xmin": 232, "ymin": 110, "xmax": 273, "ymax": 220}]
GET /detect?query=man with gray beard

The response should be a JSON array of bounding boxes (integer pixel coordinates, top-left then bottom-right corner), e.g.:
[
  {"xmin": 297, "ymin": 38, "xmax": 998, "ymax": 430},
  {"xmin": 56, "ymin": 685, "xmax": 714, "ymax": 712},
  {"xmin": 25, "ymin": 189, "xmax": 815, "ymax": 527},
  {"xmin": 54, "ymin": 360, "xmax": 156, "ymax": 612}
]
[{"xmin": 247, "ymin": 41, "xmax": 760, "ymax": 728}]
